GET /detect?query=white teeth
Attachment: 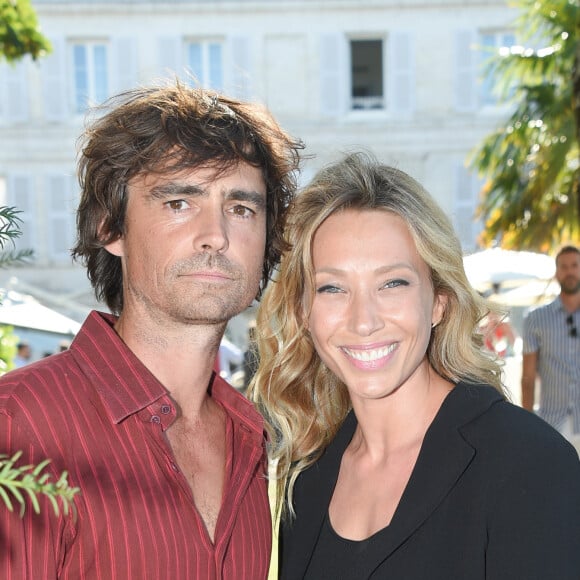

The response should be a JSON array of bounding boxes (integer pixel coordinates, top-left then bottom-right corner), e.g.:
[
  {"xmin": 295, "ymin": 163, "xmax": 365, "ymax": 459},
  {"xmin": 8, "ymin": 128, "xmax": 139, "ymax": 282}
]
[{"xmin": 343, "ymin": 344, "xmax": 396, "ymax": 361}]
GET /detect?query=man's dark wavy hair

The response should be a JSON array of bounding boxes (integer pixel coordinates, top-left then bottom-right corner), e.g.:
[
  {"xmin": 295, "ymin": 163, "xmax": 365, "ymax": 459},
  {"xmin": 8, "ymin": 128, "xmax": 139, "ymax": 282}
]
[{"xmin": 72, "ymin": 81, "xmax": 304, "ymax": 314}]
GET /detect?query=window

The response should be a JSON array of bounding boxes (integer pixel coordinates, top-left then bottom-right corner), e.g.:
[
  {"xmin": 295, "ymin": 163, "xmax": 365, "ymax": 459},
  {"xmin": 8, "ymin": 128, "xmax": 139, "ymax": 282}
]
[
  {"xmin": 186, "ymin": 41, "xmax": 223, "ymax": 91},
  {"xmin": 479, "ymin": 32, "xmax": 515, "ymax": 106},
  {"xmin": 46, "ymin": 174, "xmax": 78, "ymax": 262},
  {"xmin": 71, "ymin": 42, "xmax": 109, "ymax": 113},
  {"xmin": 350, "ymin": 39, "xmax": 384, "ymax": 110}
]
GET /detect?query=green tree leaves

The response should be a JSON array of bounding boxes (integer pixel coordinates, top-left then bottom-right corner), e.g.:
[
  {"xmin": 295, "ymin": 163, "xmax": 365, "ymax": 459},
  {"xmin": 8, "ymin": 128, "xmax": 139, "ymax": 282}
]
[
  {"xmin": 470, "ymin": 0, "xmax": 579, "ymax": 252},
  {"xmin": 0, "ymin": 0, "xmax": 51, "ymax": 63}
]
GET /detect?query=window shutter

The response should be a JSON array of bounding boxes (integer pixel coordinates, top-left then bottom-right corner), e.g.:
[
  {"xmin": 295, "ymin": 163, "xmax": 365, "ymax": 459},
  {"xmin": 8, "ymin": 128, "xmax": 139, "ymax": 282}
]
[
  {"xmin": 111, "ymin": 37, "xmax": 138, "ymax": 94},
  {"xmin": 454, "ymin": 30, "xmax": 478, "ymax": 112},
  {"xmin": 41, "ymin": 37, "xmax": 68, "ymax": 122},
  {"xmin": 389, "ymin": 31, "xmax": 414, "ymax": 116},
  {"xmin": 0, "ymin": 59, "xmax": 29, "ymax": 123},
  {"xmin": 319, "ymin": 34, "xmax": 345, "ymax": 117},
  {"xmin": 7, "ymin": 174, "xmax": 36, "ymax": 255},
  {"xmin": 46, "ymin": 173, "xmax": 77, "ymax": 262},
  {"xmin": 158, "ymin": 37, "xmax": 182, "ymax": 82},
  {"xmin": 230, "ymin": 36, "xmax": 252, "ymax": 99},
  {"xmin": 454, "ymin": 163, "xmax": 480, "ymax": 250}
]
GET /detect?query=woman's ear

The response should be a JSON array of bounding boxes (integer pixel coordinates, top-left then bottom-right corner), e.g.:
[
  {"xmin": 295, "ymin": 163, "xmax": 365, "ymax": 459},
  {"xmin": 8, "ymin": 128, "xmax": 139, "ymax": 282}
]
[{"xmin": 432, "ymin": 293, "xmax": 448, "ymax": 328}]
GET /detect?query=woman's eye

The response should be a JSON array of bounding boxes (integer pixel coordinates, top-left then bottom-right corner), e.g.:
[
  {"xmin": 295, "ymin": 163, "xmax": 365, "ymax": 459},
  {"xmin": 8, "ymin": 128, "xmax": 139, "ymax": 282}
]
[
  {"xmin": 316, "ymin": 284, "xmax": 343, "ymax": 294},
  {"xmin": 382, "ymin": 278, "xmax": 409, "ymax": 289}
]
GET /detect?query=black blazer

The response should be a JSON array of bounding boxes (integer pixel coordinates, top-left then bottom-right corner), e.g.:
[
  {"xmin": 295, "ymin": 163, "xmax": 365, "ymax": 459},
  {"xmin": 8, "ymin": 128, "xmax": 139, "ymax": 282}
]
[{"xmin": 280, "ymin": 383, "xmax": 580, "ymax": 579}]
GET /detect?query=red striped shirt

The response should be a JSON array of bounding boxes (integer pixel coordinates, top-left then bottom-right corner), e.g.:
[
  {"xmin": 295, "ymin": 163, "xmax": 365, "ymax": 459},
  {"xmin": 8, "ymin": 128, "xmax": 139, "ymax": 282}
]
[{"xmin": 0, "ymin": 311, "xmax": 271, "ymax": 579}]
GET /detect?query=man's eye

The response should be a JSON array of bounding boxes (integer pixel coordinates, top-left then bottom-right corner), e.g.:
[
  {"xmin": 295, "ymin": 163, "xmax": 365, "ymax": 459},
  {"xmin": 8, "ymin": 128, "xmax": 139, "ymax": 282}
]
[
  {"xmin": 230, "ymin": 205, "xmax": 255, "ymax": 217},
  {"xmin": 165, "ymin": 199, "xmax": 189, "ymax": 211}
]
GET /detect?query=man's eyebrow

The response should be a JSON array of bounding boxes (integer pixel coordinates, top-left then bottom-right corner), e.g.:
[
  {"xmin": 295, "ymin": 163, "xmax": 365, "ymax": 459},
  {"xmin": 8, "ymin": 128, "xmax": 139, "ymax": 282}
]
[
  {"xmin": 225, "ymin": 189, "xmax": 267, "ymax": 210},
  {"xmin": 148, "ymin": 183, "xmax": 204, "ymax": 199}
]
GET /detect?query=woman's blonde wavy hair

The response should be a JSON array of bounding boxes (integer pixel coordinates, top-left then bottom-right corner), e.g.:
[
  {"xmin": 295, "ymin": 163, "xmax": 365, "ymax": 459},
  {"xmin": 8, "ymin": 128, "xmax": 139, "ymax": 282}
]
[{"xmin": 249, "ymin": 152, "xmax": 505, "ymax": 518}]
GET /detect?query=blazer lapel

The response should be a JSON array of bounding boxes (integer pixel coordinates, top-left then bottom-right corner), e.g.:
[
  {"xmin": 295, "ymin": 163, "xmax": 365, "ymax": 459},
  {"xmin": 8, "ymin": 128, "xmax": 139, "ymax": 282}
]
[{"xmin": 347, "ymin": 384, "xmax": 501, "ymax": 578}]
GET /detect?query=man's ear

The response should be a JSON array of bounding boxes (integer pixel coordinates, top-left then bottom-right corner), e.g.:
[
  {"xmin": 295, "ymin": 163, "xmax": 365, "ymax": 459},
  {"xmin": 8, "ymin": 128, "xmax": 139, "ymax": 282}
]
[{"xmin": 99, "ymin": 219, "xmax": 125, "ymax": 257}]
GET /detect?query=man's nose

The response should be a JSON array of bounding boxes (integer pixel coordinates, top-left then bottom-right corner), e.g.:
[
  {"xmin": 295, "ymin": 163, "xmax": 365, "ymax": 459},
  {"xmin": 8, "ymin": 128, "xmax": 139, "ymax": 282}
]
[{"xmin": 193, "ymin": 205, "xmax": 229, "ymax": 254}]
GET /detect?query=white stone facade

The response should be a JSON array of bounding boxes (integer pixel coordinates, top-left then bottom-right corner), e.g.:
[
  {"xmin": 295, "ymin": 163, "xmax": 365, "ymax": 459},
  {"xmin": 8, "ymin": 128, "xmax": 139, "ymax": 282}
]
[{"xmin": 0, "ymin": 0, "xmax": 517, "ymax": 325}]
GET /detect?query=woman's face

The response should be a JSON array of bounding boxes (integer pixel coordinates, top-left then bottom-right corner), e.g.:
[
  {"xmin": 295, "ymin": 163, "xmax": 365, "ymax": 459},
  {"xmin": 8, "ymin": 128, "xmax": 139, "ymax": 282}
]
[{"xmin": 307, "ymin": 209, "xmax": 445, "ymax": 404}]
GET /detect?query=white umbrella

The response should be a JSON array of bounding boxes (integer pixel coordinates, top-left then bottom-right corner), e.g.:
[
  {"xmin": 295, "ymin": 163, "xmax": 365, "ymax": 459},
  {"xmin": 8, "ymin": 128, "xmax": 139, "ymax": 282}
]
[
  {"xmin": 0, "ymin": 291, "xmax": 81, "ymax": 335},
  {"xmin": 463, "ymin": 248, "xmax": 555, "ymax": 295},
  {"xmin": 488, "ymin": 279, "xmax": 560, "ymax": 307}
]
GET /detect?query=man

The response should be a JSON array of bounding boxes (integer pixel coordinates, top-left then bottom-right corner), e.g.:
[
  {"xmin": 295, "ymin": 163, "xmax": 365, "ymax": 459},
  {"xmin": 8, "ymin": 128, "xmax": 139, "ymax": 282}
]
[
  {"xmin": 0, "ymin": 83, "xmax": 302, "ymax": 579},
  {"xmin": 13, "ymin": 341, "xmax": 31, "ymax": 367},
  {"xmin": 522, "ymin": 245, "xmax": 580, "ymax": 452}
]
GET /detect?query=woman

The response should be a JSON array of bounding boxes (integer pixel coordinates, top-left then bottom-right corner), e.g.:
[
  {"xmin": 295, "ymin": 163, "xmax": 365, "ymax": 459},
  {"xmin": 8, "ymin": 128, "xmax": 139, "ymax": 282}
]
[{"xmin": 250, "ymin": 152, "xmax": 580, "ymax": 579}]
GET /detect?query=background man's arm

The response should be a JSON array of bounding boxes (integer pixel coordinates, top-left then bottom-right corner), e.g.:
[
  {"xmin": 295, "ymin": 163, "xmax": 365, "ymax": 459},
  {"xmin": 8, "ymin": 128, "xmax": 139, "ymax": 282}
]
[{"xmin": 521, "ymin": 351, "xmax": 538, "ymax": 411}]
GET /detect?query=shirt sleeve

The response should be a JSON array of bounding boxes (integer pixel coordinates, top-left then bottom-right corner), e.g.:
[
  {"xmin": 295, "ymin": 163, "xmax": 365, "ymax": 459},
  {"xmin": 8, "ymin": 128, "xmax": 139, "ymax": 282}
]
[{"xmin": 0, "ymin": 404, "xmax": 71, "ymax": 579}]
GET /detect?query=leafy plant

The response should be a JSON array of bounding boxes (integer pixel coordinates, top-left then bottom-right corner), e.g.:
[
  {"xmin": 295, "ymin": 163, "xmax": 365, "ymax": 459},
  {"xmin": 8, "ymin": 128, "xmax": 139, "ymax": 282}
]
[
  {"xmin": 0, "ymin": 0, "xmax": 51, "ymax": 63},
  {"xmin": 469, "ymin": 0, "xmax": 579, "ymax": 252},
  {"xmin": 0, "ymin": 452, "xmax": 79, "ymax": 517},
  {"xmin": 0, "ymin": 206, "xmax": 79, "ymax": 516}
]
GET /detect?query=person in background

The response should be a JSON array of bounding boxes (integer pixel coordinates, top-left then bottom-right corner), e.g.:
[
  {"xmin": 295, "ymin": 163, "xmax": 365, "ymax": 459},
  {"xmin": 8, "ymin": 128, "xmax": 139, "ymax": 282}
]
[
  {"xmin": 242, "ymin": 320, "xmax": 260, "ymax": 393},
  {"xmin": 251, "ymin": 152, "xmax": 580, "ymax": 579},
  {"xmin": 0, "ymin": 82, "xmax": 303, "ymax": 579},
  {"xmin": 218, "ymin": 335, "xmax": 244, "ymax": 382},
  {"xmin": 522, "ymin": 245, "xmax": 580, "ymax": 453},
  {"xmin": 13, "ymin": 342, "xmax": 31, "ymax": 368}
]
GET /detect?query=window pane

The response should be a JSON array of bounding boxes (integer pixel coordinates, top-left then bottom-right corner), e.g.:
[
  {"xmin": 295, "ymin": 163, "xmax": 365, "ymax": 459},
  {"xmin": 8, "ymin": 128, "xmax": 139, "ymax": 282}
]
[
  {"xmin": 209, "ymin": 43, "xmax": 223, "ymax": 90},
  {"xmin": 93, "ymin": 45, "xmax": 108, "ymax": 104},
  {"xmin": 188, "ymin": 43, "xmax": 203, "ymax": 84},
  {"xmin": 73, "ymin": 45, "xmax": 89, "ymax": 113},
  {"xmin": 350, "ymin": 40, "xmax": 383, "ymax": 110}
]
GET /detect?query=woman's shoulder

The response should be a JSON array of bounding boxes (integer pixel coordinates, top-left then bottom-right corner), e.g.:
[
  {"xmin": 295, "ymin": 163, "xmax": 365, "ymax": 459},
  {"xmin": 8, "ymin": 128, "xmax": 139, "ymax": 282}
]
[{"xmin": 455, "ymin": 383, "xmax": 579, "ymax": 471}]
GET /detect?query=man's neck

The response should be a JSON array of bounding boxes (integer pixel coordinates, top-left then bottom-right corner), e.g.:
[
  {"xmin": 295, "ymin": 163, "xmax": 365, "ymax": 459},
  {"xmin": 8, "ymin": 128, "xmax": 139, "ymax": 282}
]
[
  {"xmin": 114, "ymin": 311, "xmax": 226, "ymax": 417},
  {"xmin": 560, "ymin": 291, "xmax": 580, "ymax": 313}
]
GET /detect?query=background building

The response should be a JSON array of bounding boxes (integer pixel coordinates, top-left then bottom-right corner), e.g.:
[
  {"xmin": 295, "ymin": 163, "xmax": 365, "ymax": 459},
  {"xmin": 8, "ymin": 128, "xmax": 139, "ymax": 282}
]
[{"xmin": 0, "ymin": 0, "xmax": 517, "ymax": 347}]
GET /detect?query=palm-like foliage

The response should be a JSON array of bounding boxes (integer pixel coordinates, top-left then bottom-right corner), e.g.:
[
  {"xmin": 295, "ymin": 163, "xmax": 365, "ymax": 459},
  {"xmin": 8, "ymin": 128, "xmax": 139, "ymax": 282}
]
[
  {"xmin": 0, "ymin": 206, "xmax": 32, "ymax": 267},
  {"xmin": 470, "ymin": 0, "xmax": 579, "ymax": 253}
]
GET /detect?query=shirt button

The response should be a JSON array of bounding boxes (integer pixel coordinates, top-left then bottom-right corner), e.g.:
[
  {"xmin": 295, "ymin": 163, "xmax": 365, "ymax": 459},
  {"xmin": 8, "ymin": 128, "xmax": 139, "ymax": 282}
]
[
  {"xmin": 151, "ymin": 415, "xmax": 161, "ymax": 424},
  {"xmin": 161, "ymin": 405, "xmax": 171, "ymax": 414}
]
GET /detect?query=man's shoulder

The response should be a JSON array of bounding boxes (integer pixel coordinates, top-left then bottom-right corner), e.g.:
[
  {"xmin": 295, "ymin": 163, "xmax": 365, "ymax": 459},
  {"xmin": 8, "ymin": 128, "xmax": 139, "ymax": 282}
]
[
  {"xmin": 0, "ymin": 352, "xmax": 78, "ymax": 415},
  {"xmin": 526, "ymin": 297, "xmax": 560, "ymax": 320}
]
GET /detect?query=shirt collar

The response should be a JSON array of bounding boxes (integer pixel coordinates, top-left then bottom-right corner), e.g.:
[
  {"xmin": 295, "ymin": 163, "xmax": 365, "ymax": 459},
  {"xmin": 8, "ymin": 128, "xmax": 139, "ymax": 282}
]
[
  {"xmin": 69, "ymin": 311, "xmax": 167, "ymax": 424},
  {"xmin": 69, "ymin": 311, "xmax": 264, "ymax": 440}
]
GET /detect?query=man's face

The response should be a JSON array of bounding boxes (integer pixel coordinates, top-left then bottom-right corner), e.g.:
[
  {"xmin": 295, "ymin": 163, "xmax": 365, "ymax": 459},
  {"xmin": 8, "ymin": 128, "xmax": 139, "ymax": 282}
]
[
  {"xmin": 555, "ymin": 251, "xmax": 580, "ymax": 295},
  {"xmin": 105, "ymin": 162, "xmax": 267, "ymax": 327}
]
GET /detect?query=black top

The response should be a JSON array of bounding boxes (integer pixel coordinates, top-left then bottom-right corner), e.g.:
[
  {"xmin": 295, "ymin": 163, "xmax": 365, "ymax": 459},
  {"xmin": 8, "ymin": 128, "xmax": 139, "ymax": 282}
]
[
  {"xmin": 280, "ymin": 383, "xmax": 580, "ymax": 580},
  {"xmin": 304, "ymin": 513, "xmax": 386, "ymax": 579}
]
